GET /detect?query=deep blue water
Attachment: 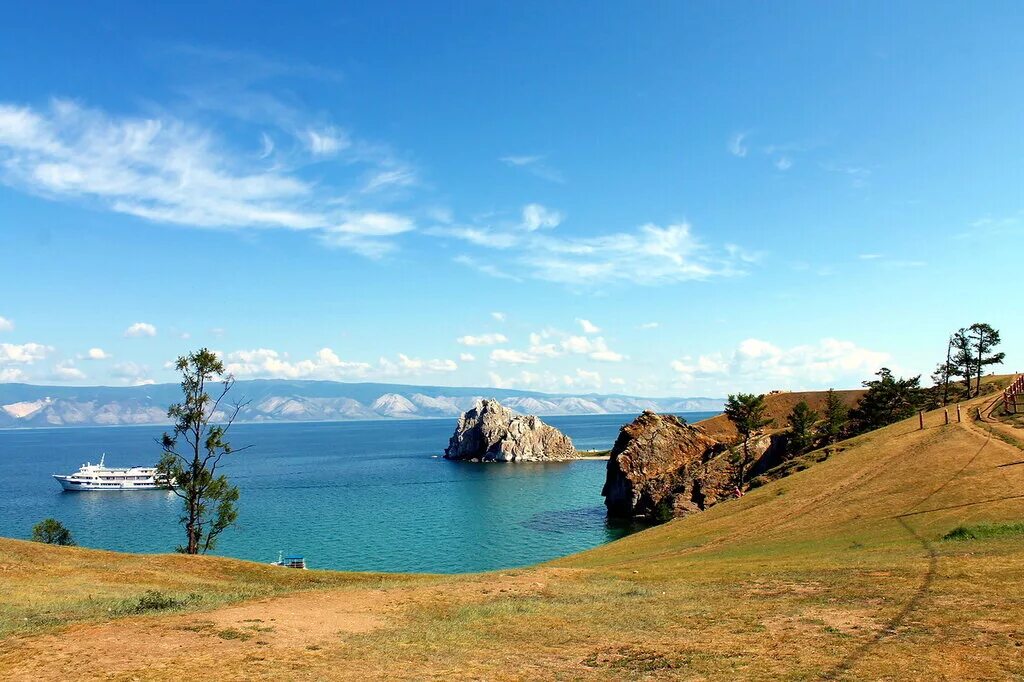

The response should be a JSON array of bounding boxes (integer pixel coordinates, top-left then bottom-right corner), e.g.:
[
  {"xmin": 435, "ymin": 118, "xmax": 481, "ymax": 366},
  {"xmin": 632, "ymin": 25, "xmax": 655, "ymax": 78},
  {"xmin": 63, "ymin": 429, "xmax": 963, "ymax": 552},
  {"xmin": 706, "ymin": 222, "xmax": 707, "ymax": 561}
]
[{"xmin": 0, "ymin": 412, "xmax": 715, "ymax": 573}]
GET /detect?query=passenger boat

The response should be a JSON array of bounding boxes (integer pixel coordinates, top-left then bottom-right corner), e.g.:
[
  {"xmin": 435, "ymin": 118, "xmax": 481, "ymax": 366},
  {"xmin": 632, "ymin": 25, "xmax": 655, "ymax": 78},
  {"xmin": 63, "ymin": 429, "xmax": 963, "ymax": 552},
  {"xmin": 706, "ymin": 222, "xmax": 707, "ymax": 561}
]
[
  {"xmin": 271, "ymin": 551, "xmax": 307, "ymax": 569},
  {"xmin": 52, "ymin": 454, "xmax": 173, "ymax": 491}
]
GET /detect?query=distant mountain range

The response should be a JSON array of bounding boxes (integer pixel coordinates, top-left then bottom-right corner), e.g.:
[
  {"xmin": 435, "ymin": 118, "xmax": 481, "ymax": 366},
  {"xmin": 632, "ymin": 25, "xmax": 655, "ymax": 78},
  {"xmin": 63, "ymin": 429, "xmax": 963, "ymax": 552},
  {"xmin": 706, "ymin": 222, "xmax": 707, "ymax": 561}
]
[{"xmin": 0, "ymin": 380, "xmax": 724, "ymax": 428}]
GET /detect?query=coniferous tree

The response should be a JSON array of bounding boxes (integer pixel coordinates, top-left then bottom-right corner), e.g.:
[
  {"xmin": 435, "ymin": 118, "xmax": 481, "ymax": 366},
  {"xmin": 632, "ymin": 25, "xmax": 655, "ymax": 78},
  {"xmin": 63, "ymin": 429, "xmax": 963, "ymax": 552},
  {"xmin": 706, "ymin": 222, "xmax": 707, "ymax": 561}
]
[
  {"xmin": 818, "ymin": 389, "xmax": 849, "ymax": 445},
  {"xmin": 849, "ymin": 368, "xmax": 923, "ymax": 433},
  {"xmin": 969, "ymin": 323, "xmax": 1005, "ymax": 395},
  {"xmin": 786, "ymin": 400, "xmax": 819, "ymax": 456},
  {"xmin": 724, "ymin": 393, "xmax": 774, "ymax": 486},
  {"xmin": 156, "ymin": 349, "xmax": 249, "ymax": 555}
]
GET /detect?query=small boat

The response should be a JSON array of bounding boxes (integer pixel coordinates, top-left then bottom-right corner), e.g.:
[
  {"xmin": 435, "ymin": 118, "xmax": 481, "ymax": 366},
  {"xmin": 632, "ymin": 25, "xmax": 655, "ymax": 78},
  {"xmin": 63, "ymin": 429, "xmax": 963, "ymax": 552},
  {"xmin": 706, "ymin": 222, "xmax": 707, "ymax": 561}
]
[
  {"xmin": 270, "ymin": 551, "xmax": 307, "ymax": 569},
  {"xmin": 52, "ymin": 454, "xmax": 173, "ymax": 492}
]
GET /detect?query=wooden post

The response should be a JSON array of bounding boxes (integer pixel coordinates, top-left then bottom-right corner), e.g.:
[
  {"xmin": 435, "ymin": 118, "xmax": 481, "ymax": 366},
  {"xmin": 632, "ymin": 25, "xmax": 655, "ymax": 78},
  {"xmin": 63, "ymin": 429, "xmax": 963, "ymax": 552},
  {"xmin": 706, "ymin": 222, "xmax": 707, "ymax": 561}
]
[
  {"xmin": 944, "ymin": 409, "xmax": 949, "ymax": 425},
  {"xmin": 956, "ymin": 404, "xmax": 961, "ymax": 422},
  {"xmin": 919, "ymin": 410, "xmax": 924, "ymax": 430}
]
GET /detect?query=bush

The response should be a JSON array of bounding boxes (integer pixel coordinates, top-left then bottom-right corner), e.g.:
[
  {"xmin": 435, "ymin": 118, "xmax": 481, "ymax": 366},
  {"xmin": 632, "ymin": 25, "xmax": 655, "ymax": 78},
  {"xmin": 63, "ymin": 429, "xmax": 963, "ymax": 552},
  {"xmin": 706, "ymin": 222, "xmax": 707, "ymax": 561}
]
[
  {"xmin": 126, "ymin": 590, "xmax": 199, "ymax": 613},
  {"xmin": 31, "ymin": 518, "xmax": 75, "ymax": 546}
]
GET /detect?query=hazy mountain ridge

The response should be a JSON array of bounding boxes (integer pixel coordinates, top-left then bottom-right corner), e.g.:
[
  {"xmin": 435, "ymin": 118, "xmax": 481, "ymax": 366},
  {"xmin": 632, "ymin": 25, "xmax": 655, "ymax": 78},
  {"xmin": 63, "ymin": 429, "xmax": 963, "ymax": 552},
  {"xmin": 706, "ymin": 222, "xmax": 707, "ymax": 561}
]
[{"xmin": 0, "ymin": 380, "xmax": 724, "ymax": 428}]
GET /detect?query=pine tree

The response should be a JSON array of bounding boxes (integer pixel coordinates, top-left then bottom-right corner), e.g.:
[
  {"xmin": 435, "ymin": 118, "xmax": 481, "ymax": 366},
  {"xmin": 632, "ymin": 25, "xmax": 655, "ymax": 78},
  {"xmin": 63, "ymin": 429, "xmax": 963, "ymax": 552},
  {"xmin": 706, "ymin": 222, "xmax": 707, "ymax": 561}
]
[
  {"xmin": 724, "ymin": 393, "xmax": 774, "ymax": 486},
  {"xmin": 818, "ymin": 389, "xmax": 849, "ymax": 445},
  {"xmin": 786, "ymin": 400, "xmax": 819, "ymax": 456},
  {"xmin": 969, "ymin": 323, "xmax": 1005, "ymax": 395},
  {"xmin": 849, "ymin": 368, "xmax": 923, "ymax": 433}
]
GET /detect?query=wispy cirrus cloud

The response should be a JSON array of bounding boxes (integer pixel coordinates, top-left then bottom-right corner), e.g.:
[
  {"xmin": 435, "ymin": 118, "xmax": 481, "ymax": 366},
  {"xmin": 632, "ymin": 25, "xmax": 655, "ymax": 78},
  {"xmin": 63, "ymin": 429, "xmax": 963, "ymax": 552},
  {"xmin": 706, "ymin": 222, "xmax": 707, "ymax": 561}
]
[
  {"xmin": 439, "ymin": 206, "xmax": 755, "ymax": 287},
  {"xmin": 499, "ymin": 154, "xmax": 564, "ymax": 183},
  {"xmin": 0, "ymin": 98, "xmax": 417, "ymax": 258}
]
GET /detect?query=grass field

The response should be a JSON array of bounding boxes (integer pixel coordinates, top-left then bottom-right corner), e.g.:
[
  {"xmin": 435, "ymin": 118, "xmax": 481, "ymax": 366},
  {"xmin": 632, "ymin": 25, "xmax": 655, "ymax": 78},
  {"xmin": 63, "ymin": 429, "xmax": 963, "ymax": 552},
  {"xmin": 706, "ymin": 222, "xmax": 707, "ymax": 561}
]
[{"xmin": 1, "ymin": 381, "xmax": 1023, "ymax": 680}]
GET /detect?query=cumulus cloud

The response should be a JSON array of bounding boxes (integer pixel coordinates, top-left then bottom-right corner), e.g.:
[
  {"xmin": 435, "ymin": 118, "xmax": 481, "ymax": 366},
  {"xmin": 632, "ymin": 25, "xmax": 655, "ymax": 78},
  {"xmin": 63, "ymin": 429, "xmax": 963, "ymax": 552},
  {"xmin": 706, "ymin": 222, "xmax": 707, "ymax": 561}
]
[
  {"xmin": 491, "ymin": 312, "xmax": 506, "ymax": 322},
  {"xmin": 670, "ymin": 338, "xmax": 890, "ymax": 392},
  {"xmin": 577, "ymin": 318, "xmax": 600, "ymax": 334},
  {"xmin": 457, "ymin": 333, "xmax": 508, "ymax": 346},
  {"xmin": 0, "ymin": 99, "xmax": 416, "ymax": 257},
  {"xmin": 774, "ymin": 156, "xmax": 793, "ymax": 171},
  {"xmin": 124, "ymin": 322, "xmax": 157, "ymax": 338},
  {"xmin": 86, "ymin": 347, "xmax": 110, "ymax": 360},
  {"xmin": 490, "ymin": 349, "xmax": 538, "ymax": 364},
  {"xmin": 459, "ymin": 352, "xmax": 476, "ymax": 362},
  {"xmin": 516, "ymin": 329, "xmax": 625, "ymax": 363},
  {"xmin": 223, "ymin": 347, "xmax": 456, "ymax": 380},
  {"xmin": 52, "ymin": 361, "xmax": 86, "ymax": 381},
  {"xmin": 0, "ymin": 342, "xmax": 51, "ymax": 363},
  {"xmin": 0, "ymin": 316, "xmax": 13, "ymax": 332},
  {"xmin": 488, "ymin": 367, "xmax": 601, "ymax": 392}
]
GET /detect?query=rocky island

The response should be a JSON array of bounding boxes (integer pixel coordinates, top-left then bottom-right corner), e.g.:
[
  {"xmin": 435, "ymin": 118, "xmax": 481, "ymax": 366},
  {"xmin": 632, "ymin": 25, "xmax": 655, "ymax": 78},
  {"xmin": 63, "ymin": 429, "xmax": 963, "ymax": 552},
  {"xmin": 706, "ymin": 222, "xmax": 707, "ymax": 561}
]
[
  {"xmin": 602, "ymin": 410, "xmax": 734, "ymax": 520},
  {"xmin": 444, "ymin": 399, "xmax": 578, "ymax": 462}
]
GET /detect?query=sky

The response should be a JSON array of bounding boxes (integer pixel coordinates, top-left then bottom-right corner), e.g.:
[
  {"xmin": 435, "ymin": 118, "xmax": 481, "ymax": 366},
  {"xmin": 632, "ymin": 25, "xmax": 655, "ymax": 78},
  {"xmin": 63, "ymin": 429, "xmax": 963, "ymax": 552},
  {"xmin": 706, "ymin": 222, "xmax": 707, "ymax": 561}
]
[{"xmin": 0, "ymin": 2, "xmax": 1021, "ymax": 397}]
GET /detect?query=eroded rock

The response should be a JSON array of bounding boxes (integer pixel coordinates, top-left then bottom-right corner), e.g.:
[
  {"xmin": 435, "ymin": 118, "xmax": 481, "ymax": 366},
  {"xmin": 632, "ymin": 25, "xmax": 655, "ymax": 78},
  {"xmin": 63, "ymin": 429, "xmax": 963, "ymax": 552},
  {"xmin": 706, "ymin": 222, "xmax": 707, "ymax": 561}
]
[
  {"xmin": 443, "ymin": 399, "xmax": 578, "ymax": 462},
  {"xmin": 602, "ymin": 410, "xmax": 733, "ymax": 519}
]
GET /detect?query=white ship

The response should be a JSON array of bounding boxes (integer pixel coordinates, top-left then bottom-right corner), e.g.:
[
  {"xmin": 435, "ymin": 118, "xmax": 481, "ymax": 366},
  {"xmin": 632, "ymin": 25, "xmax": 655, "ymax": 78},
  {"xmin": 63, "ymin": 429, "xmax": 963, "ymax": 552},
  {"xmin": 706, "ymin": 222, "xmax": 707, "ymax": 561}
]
[{"xmin": 53, "ymin": 454, "xmax": 173, "ymax": 491}]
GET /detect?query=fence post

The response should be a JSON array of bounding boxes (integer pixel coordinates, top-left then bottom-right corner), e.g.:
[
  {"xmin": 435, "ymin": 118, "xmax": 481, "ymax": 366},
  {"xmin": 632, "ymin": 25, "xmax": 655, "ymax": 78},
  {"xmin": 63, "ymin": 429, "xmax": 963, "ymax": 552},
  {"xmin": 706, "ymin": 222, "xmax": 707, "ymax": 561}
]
[
  {"xmin": 944, "ymin": 409, "xmax": 949, "ymax": 425},
  {"xmin": 956, "ymin": 403, "xmax": 962, "ymax": 422},
  {"xmin": 919, "ymin": 410, "xmax": 924, "ymax": 430}
]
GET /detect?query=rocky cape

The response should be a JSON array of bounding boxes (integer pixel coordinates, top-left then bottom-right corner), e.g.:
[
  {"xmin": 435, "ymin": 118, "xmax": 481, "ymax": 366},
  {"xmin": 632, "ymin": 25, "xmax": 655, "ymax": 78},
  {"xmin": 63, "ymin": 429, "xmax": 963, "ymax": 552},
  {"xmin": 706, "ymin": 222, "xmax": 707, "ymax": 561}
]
[
  {"xmin": 602, "ymin": 411, "xmax": 734, "ymax": 520},
  {"xmin": 444, "ymin": 399, "xmax": 578, "ymax": 462}
]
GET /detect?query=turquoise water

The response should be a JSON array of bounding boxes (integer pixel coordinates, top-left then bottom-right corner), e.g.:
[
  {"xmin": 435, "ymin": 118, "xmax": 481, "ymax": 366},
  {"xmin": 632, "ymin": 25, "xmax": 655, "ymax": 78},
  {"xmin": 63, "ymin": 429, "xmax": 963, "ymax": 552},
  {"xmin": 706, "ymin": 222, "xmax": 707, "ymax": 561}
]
[{"xmin": 0, "ymin": 412, "xmax": 714, "ymax": 573}]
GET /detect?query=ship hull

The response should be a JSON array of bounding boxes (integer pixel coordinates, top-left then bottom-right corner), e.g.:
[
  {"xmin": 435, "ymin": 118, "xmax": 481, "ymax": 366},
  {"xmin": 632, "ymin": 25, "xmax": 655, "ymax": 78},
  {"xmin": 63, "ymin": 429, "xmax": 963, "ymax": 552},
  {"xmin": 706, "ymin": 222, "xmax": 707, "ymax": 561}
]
[{"xmin": 53, "ymin": 475, "xmax": 170, "ymax": 492}]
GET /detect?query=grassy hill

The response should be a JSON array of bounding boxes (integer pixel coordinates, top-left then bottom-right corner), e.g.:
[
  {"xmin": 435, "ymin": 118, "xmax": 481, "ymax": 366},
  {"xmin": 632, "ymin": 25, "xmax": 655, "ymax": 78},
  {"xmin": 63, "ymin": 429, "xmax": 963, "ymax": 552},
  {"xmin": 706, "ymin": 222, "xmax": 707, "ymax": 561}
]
[
  {"xmin": 2, "ymin": 382, "xmax": 1023, "ymax": 680},
  {"xmin": 696, "ymin": 388, "xmax": 865, "ymax": 442}
]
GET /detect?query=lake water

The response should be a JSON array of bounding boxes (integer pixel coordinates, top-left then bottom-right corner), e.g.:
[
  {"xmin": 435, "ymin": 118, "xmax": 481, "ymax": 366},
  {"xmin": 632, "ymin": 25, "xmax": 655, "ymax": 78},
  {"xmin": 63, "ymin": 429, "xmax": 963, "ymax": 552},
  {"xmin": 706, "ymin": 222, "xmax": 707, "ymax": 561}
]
[{"xmin": 0, "ymin": 412, "xmax": 715, "ymax": 573}]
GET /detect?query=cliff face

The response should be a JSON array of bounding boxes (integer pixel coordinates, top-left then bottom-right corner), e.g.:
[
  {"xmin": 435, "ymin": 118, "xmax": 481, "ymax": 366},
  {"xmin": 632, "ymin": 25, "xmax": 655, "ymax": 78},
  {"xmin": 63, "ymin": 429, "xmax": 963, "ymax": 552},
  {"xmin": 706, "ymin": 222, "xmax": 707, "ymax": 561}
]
[
  {"xmin": 443, "ymin": 399, "xmax": 578, "ymax": 462},
  {"xmin": 602, "ymin": 411, "xmax": 733, "ymax": 519}
]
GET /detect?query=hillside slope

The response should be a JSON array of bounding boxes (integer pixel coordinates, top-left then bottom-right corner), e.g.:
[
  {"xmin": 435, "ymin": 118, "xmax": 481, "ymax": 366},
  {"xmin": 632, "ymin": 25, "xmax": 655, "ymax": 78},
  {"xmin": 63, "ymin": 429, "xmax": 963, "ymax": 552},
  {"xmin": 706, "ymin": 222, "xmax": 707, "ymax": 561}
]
[
  {"xmin": 696, "ymin": 388, "xmax": 864, "ymax": 441},
  {"xmin": 1, "ymin": 387, "xmax": 1023, "ymax": 680}
]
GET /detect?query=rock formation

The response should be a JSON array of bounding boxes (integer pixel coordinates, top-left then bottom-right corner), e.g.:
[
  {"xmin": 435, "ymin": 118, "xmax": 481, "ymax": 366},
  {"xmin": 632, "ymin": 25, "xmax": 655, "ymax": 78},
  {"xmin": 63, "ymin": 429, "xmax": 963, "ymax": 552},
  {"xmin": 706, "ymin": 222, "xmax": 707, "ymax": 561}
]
[
  {"xmin": 602, "ymin": 410, "xmax": 733, "ymax": 520},
  {"xmin": 444, "ymin": 399, "xmax": 578, "ymax": 462}
]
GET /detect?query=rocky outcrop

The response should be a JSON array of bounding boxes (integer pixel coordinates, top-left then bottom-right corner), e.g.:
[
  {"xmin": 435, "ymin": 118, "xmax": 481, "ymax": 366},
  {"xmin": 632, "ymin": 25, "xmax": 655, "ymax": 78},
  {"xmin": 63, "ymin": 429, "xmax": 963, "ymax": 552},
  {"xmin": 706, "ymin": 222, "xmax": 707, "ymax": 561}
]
[
  {"xmin": 602, "ymin": 411, "xmax": 733, "ymax": 520},
  {"xmin": 444, "ymin": 399, "xmax": 578, "ymax": 462}
]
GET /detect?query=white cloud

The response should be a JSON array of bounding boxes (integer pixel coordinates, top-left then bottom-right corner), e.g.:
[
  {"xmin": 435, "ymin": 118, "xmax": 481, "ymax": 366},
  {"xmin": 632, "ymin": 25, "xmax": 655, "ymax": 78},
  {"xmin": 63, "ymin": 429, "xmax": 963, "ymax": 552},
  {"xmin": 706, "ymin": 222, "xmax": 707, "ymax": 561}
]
[
  {"xmin": 0, "ymin": 316, "xmax": 13, "ymax": 332},
  {"xmin": 491, "ymin": 312, "xmax": 506, "ymax": 322},
  {"xmin": 223, "ymin": 347, "xmax": 456, "ymax": 380},
  {"xmin": 0, "ymin": 342, "xmax": 51, "ymax": 363},
  {"xmin": 671, "ymin": 338, "xmax": 890, "ymax": 392},
  {"xmin": 577, "ymin": 318, "xmax": 600, "ymax": 334},
  {"xmin": 124, "ymin": 322, "xmax": 157, "ymax": 338},
  {"xmin": 457, "ymin": 333, "xmax": 508, "ymax": 346},
  {"xmin": 528, "ymin": 332, "xmax": 560, "ymax": 358},
  {"xmin": 499, "ymin": 154, "xmax": 564, "ymax": 183},
  {"xmin": 52, "ymin": 362, "xmax": 86, "ymax": 381},
  {"xmin": 774, "ymin": 156, "xmax": 792, "ymax": 171},
  {"xmin": 0, "ymin": 99, "xmax": 415, "ymax": 258},
  {"xmin": 640, "ymin": 322, "xmax": 660, "ymax": 329},
  {"xmin": 320, "ymin": 212, "xmax": 416, "ymax": 258},
  {"xmin": 609, "ymin": 377, "xmax": 626, "ymax": 386},
  {"xmin": 561, "ymin": 335, "xmax": 625, "ymax": 362},
  {"xmin": 490, "ymin": 349, "xmax": 538, "ymax": 364},
  {"xmin": 0, "ymin": 368, "xmax": 26, "ymax": 382},
  {"xmin": 459, "ymin": 353, "xmax": 476, "ymax": 362},
  {"xmin": 111, "ymin": 361, "xmax": 153, "ymax": 385},
  {"xmin": 565, "ymin": 368, "xmax": 602, "ymax": 390},
  {"xmin": 304, "ymin": 126, "xmax": 349, "ymax": 156},
  {"xmin": 728, "ymin": 131, "xmax": 749, "ymax": 157},
  {"xmin": 521, "ymin": 203, "xmax": 562, "ymax": 231},
  {"xmin": 86, "ymin": 347, "xmax": 110, "ymax": 360}
]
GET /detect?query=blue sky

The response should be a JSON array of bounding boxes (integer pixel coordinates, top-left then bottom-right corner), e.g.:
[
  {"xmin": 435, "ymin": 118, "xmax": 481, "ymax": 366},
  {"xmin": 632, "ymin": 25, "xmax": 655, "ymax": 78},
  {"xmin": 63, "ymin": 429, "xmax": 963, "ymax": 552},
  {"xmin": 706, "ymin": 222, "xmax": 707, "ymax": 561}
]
[{"xmin": 0, "ymin": 2, "xmax": 1021, "ymax": 397}]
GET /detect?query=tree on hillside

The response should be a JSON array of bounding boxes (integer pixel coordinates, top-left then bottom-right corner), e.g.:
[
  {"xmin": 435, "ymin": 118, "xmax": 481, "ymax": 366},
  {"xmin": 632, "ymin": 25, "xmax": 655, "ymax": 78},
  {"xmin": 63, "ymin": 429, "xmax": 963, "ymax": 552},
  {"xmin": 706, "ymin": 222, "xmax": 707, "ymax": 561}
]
[
  {"xmin": 724, "ymin": 393, "xmax": 774, "ymax": 486},
  {"xmin": 849, "ymin": 368, "xmax": 923, "ymax": 433},
  {"xmin": 818, "ymin": 389, "xmax": 849, "ymax": 446},
  {"xmin": 950, "ymin": 328, "xmax": 974, "ymax": 398},
  {"xmin": 32, "ymin": 518, "xmax": 74, "ymax": 546},
  {"xmin": 969, "ymin": 323, "xmax": 1005, "ymax": 395},
  {"xmin": 156, "ymin": 349, "xmax": 250, "ymax": 555},
  {"xmin": 786, "ymin": 401, "xmax": 819, "ymax": 456},
  {"xmin": 933, "ymin": 334, "xmax": 956, "ymax": 406}
]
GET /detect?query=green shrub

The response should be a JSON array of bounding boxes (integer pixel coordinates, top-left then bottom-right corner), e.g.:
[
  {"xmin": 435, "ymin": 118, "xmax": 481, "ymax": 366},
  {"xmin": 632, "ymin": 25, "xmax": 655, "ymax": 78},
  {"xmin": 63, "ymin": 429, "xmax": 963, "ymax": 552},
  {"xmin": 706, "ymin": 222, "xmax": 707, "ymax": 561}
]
[{"xmin": 31, "ymin": 518, "xmax": 75, "ymax": 546}]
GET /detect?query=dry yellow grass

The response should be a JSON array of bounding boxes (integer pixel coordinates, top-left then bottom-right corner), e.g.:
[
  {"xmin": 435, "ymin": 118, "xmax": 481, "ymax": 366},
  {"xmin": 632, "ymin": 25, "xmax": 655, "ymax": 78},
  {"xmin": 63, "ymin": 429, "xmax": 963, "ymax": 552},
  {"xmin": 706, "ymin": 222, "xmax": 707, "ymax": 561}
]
[
  {"xmin": 696, "ymin": 388, "xmax": 864, "ymax": 441},
  {"xmin": 2, "ymin": 382, "xmax": 1023, "ymax": 680}
]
